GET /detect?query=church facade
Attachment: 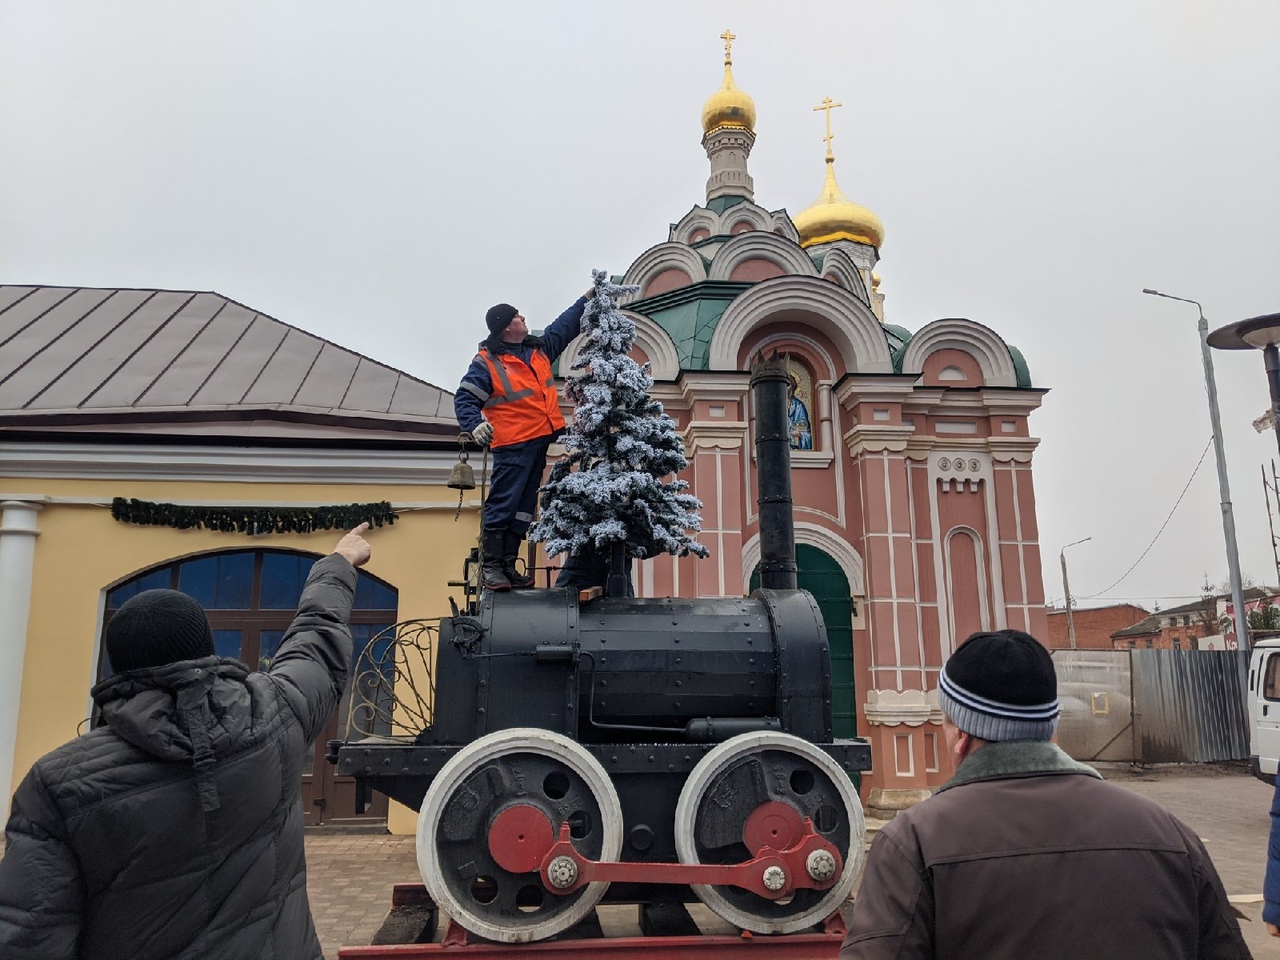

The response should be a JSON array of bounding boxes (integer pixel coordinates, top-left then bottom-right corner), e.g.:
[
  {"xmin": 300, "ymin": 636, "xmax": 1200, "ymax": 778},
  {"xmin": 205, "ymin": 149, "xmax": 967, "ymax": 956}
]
[{"xmin": 553, "ymin": 34, "xmax": 1049, "ymax": 813}]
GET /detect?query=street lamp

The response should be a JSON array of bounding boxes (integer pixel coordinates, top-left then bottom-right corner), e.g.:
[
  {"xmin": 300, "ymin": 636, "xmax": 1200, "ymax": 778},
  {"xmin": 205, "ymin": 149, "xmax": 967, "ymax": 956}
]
[
  {"xmin": 1205, "ymin": 311, "xmax": 1280, "ymax": 651},
  {"xmin": 1060, "ymin": 537, "xmax": 1091, "ymax": 649},
  {"xmin": 1142, "ymin": 288, "xmax": 1249, "ymax": 649}
]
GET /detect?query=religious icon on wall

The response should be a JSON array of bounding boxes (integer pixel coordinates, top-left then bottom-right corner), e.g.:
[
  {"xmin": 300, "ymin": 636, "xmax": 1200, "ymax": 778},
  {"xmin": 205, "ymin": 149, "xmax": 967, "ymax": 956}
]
[{"xmin": 785, "ymin": 359, "xmax": 814, "ymax": 450}]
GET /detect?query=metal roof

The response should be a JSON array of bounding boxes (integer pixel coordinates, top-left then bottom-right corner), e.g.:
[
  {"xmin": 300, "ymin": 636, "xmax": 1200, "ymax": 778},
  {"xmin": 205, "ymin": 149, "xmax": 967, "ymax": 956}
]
[{"xmin": 0, "ymin": 285, "xmax": 454, "ymax": 433}]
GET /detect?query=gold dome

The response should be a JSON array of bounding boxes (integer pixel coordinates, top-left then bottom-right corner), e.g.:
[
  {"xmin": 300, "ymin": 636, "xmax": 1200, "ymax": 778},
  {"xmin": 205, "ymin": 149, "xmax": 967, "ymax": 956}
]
[
  {"xmin": 701, "ymin": 31, "xmax": 756, "ymax": 135},
  {"xmin": 793, "ymin": 156, "xmax": 885, "ymax": 249},
  {"xmin": 871, "ymin": 271, "xmax": 882, "ymax": 289}
]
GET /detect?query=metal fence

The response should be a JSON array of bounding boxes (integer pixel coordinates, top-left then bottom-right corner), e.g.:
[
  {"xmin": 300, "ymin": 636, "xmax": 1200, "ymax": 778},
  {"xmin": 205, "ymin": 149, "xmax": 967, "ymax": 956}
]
[{"xmin": 1052, "ymin": 649, "xmax": 1250, "ymax": 764}]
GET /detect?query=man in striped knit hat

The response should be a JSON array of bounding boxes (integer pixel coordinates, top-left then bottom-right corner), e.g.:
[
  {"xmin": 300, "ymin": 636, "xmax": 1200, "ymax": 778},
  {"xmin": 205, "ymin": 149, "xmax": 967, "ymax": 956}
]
[{"xmin": 841, "ymin": 629, "xmax": 1250, "ymax": 960}]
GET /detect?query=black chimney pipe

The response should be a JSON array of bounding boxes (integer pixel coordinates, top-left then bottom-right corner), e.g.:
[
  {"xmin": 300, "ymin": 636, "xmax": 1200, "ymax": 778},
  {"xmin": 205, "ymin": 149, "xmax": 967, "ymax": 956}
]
[{"xmin": 750, "ymin": 352, "xmax": 797, "ymax": 590}]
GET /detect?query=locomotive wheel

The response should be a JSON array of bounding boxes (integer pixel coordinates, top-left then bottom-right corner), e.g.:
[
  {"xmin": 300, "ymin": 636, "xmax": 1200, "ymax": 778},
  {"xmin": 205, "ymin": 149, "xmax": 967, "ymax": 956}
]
[
  {"xmin": 674, "ymin": 731, "xmax": 866, "ymax": 934},
  {"xmin": 417, "ymin": 728, "xmax": 623, "ymax": 944}
]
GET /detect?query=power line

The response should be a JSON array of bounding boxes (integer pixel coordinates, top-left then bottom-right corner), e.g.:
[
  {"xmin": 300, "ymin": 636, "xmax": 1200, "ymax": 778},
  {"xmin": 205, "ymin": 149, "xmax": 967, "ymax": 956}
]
[{"xmin": 1076, "ymin": 437, "xmax": 1213, "ymax": 600}]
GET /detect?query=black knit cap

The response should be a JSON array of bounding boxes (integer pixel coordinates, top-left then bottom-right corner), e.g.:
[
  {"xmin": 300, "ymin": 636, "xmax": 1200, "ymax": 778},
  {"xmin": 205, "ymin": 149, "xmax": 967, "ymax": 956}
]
[
  {"xmin": 106, "ymin": 589, "xmax": 216, "ymax": 673},
  {"xmin": 938, "ymin": 629, "xmax": 1059, "ymax": 742},
  {"xmin": 485, "ymin": 303, "xmax": 518, "ymax": 335}
]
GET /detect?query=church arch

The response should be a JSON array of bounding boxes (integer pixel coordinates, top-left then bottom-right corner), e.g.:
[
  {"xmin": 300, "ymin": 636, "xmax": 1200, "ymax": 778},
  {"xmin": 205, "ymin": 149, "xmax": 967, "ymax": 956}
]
[
  {"xmin": 818, "ymin": 247, "xmax": 870, "ymax": 303},
  {"xmin": 671, "ymin": 207, "xmax": 719, "ymax": 245},
  {"xmin": 557, "ymin": 311, "xmax": 681, "ymax": 382},
  {"xmin": 621, "ymin": 242, "xmax": 708, "ymax": 300},
  {"xmin": 900, "ymin": 318, "xmax": 1019, "ymax": 388},
  {"xmin": 709, "ymin": 276, "xmax": 893, "ymax": 374},
  {"xmin": 707, "ymin": 232, "xmax": 817, "ymax": 283}
]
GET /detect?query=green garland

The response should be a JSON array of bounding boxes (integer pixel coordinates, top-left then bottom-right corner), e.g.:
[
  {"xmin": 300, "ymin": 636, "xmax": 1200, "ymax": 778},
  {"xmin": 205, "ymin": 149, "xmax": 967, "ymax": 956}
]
[{"xmin": 110, "ymin": 498, "xmax": 397, "ymax": 534}]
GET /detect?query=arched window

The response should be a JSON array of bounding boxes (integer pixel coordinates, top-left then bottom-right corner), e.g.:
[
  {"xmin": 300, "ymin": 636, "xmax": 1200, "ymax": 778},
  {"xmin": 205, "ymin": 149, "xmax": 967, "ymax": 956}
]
[
  {"xmin": 98, "ymin": 548, "xmax": 398, "ymax": 825},
  {"xmin": 784, "ymin": 357, "xmax": 816, "ymax": 452}
]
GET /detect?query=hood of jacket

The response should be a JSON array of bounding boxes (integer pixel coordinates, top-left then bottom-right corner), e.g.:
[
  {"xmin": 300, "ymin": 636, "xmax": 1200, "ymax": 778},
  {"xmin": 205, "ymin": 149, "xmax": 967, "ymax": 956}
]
[{"xmin": 92, "ymin": 656, "xmax": 264, "ymax": 812}]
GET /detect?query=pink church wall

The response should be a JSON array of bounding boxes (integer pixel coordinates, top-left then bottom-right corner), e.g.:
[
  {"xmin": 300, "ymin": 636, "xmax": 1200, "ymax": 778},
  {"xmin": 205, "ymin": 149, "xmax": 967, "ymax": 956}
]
[
  {"xmin": 921, "ymin": 348, "xmax": 984, "ymax": 387},
  {"xmin": 728, "ymin": 258, "xmax": 787, "ymax": 283},
  {"xmin": 644, "ymin": 268, "xmax": 692, "ymax": 298}
]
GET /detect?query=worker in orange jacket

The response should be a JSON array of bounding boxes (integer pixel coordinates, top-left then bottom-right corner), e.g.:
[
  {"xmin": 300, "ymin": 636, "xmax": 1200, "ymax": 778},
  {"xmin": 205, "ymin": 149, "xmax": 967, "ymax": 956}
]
[{"xmin": 455, "ymin": 290, "xmax": 591, "ymax": 590}]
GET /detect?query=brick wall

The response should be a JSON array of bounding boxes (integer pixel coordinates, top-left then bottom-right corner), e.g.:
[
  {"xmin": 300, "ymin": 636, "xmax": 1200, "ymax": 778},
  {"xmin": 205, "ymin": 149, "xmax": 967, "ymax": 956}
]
[{"xmin": 1045, "ymin": 604, "xmax": 1149, "ymax": 649}]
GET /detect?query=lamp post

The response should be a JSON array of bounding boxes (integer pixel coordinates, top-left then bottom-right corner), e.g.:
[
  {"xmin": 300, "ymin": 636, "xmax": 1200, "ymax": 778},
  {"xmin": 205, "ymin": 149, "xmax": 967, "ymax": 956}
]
[
  {"xmin": 1060, "ymin": 537, "xmax": 1091, "ymax": 649},
  {"xmin": 1142, "ymin": 288, "xmax": 1249, "ymax": 649},
  {"xmin": 1206, "ymin": 311, "xmax": 1280, "ymax": 651}
]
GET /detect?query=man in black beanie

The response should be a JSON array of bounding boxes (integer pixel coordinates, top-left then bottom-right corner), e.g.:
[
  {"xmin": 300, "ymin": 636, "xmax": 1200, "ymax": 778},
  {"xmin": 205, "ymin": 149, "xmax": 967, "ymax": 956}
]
[
  {"xmin": 0, "ymin": 525, "xmax": 374, "ymax": 960},
  {"xmin": 455, "ymin": 283, "xmax": 594, "ymax": 591},
  {"xmin": 842, "ymin": 629, "xmax": 1250, "ymax": 960}
]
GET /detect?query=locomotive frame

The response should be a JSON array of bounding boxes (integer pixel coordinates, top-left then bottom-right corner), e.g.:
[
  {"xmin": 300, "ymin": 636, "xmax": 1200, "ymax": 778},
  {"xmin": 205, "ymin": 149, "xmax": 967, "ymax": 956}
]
[{"xmin": 331, "ymin": 355, "xmax": 874, "ymax": 947}]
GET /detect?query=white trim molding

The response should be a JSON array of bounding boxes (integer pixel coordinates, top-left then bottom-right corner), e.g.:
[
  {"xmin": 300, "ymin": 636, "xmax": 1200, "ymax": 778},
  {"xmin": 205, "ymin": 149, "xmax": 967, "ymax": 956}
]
[
  {"xmin": 709, "ymin": 277, "xmax": 893, "ymax": 374},
  {"xmin": 0, "ymin": 442, "xmax": 461, "ymax": 484},
  {"xmin": 900, "ymin": 318, "xmax": 1019, "ymax": 388},
  {"xmin": 740, "ymin": 522, "xmax": 865, "ymax": 596}
]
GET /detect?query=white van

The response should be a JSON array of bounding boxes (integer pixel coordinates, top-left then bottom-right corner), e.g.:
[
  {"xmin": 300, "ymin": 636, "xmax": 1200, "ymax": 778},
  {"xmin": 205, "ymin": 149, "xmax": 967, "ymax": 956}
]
[{"xmin": 1249, "ymin": 636, "xmax": 1280, "ymax": 784}]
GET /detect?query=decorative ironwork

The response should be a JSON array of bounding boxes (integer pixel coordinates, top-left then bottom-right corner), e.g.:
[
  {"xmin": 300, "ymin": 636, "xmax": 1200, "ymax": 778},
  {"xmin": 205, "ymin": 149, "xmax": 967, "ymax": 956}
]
[{"xmin": 344, "ymin": 619, "xmax": 437, "ymax": 742}]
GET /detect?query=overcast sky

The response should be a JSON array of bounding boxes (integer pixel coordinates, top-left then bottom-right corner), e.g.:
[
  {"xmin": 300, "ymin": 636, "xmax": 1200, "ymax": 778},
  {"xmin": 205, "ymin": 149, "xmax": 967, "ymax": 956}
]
[{"xmin": 3, "ymin": 1, "xmax": 1279, "ymax": 612}]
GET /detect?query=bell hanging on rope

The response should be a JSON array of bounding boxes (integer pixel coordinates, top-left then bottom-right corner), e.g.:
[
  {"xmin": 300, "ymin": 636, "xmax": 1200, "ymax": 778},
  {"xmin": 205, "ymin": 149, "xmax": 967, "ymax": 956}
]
[{"xmin": 448, "ymin": 449, "xmax": 476, "ymax": 491}]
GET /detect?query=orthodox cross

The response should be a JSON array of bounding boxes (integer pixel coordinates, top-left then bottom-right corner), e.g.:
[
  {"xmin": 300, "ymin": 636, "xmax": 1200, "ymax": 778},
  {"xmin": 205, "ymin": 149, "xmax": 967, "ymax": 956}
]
[
  {"xmin": 720, "ymin": 29, "xmax": 736, "ymax": 64},
  {"xmin": 813, "ymin": 96, "xmax": 843, "ymax": 157}
]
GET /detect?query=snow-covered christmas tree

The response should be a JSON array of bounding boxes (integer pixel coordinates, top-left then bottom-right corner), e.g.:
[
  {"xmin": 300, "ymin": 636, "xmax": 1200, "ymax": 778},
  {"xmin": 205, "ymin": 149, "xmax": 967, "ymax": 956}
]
[{"xmin": 530, "ymin": 269, "xmax": 708, "ymax": 592}]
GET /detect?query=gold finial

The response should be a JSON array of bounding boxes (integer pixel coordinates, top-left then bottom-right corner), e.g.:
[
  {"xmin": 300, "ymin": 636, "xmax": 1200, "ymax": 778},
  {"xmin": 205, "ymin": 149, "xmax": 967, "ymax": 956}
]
[
  {"xmin": 702, "ymin": 29, "xmax": 756, "ymax": 135},
  {"xmin": 813, "ymin": 96, "xmax": 843, "ymax": 160},
  {"xmin": 720, "ymin": 29, "xmax": 736, "ymax": 65}
]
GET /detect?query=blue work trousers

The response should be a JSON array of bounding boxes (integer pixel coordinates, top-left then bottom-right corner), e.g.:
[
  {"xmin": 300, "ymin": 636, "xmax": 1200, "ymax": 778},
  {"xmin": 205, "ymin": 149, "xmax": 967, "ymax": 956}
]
[{"xmin": 483, "ymin": 434, "xmax": 554, "ymax": 535}]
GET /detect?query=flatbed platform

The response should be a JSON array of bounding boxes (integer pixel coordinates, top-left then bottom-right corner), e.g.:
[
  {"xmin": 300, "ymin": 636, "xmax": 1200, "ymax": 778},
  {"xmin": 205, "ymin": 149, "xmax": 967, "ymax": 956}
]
[{"xmin": 337, "ymin": 884, "xmax": 849, "ymax": 959}]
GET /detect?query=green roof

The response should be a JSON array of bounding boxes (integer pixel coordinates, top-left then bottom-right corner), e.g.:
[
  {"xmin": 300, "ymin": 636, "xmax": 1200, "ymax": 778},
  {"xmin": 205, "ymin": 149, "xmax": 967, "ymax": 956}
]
[
  {"xmin": 705, "ymin": 195, "xmax": 749, "ymax": 214},
  {"xmin": 1008, "ymin": 344, "xmax": 1032, "ymax": 387},
  {"xmin": 627, "ymin": 281, "xmax": 751, "ymax": 370}
]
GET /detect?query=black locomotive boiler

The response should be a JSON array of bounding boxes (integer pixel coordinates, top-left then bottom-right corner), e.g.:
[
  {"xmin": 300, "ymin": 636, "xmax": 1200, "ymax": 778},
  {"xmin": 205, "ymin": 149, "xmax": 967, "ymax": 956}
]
[{"xmin": 333, "ymin": 356, "xmax": 874, "ymax": 944}]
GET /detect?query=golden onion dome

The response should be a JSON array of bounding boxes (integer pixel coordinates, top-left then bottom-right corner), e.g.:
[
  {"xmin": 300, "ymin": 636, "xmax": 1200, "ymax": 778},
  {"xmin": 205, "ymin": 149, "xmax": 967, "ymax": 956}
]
[
  {"xmin": 793, "ymin": 155, "xmax": 885, "ymax": 249},
  {"xmin": 701, "ymin": 32, "xmax": 756, "ymax": 135},
  {"xmin": 872, "ymin": 271, "xmax": 882, "ymax": 289}
]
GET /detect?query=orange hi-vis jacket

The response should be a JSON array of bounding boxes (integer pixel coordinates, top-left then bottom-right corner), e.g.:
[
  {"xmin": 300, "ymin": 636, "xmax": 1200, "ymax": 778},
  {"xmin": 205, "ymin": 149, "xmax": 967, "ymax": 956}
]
[{"xmin": 479, "ymin": 347, "xmax": 565, "ymax": 448}]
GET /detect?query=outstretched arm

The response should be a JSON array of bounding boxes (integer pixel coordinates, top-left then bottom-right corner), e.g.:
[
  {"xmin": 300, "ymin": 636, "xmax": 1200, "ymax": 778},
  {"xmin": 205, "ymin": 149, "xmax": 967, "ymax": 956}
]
[
  {"xmin": 267, "ymin": 524, "xmax": 372, "ymax": 744},
  {"xmin": 537, "ymin": 295, "xmax": 591, "ymax": 362}
]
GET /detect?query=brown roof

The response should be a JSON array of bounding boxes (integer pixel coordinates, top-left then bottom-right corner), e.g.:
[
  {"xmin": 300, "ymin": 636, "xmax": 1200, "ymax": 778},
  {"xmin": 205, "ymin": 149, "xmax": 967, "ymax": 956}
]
[{"xmin": 0, "ymin": 285, "xmax": 454, "ymax": 434}]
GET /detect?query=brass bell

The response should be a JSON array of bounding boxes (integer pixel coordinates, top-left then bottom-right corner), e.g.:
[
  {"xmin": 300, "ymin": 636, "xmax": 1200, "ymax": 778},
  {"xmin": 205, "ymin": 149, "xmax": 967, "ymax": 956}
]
[{"xmin": 448, "ymin": 450, "xmax": 476, "ymax": 490}]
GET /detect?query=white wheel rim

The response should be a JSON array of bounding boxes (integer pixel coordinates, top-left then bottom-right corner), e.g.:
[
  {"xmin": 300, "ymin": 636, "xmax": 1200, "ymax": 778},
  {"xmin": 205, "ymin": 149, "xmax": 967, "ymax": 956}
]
[
  {"xmin": 417, "ymin": 728, "xmax": 623, "ymax": 943},
  {"xmin": 674, "ymin": 731, "xmax": 866, "ymax": 934}
]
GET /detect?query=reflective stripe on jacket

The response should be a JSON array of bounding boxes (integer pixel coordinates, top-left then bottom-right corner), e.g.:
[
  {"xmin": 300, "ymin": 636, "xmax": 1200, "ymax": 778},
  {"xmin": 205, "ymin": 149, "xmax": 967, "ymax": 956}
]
[{"xmin": 476, "ymin": 347, "xmax": 565, "ymax": 447}]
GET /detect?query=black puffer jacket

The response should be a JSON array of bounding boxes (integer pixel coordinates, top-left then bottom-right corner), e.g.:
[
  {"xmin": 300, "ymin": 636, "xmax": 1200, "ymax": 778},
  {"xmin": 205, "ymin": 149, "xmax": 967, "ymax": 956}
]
[{"xmin": 0, "ymin": 553, "xmax": 357, "ymax": 960}]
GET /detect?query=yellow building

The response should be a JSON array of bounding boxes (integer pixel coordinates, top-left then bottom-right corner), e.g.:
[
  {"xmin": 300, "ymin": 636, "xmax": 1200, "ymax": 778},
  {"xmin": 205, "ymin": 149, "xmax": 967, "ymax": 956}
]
[{"xmin": 0, "ymin": 284, "xmax": 473, "ymax": 826}]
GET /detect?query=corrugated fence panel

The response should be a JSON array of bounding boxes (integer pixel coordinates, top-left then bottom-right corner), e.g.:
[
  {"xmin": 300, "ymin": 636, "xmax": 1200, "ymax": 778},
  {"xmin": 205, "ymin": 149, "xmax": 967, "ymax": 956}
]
[
  {"xmin": 1053, "ymin": 650, "xmax": 1250, "ymax": 764},
  {"xmin": 1053, "ymin": 651, "xmax": 1135, "ymax": 761},
  {"xmin": 1131, "ymin": 650, "xmax": 1250, "ymax": 763}
]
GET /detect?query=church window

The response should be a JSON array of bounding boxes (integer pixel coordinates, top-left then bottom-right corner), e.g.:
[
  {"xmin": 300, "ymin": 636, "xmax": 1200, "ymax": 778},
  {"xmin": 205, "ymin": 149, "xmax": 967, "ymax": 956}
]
[{"xmin": 783, "ymin": 358, "xmax": 815, "ymax": 452}]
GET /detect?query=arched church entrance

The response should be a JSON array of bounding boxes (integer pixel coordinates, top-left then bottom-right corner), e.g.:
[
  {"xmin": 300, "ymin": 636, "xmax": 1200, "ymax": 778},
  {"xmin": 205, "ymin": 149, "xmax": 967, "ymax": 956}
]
[
  {"xmin": 98, "ymin": 548, "xmax": 398, "ymax": 826},
  {"xmin": 751, "ymin": 543, "xmax": 856, "ymax": 737}
]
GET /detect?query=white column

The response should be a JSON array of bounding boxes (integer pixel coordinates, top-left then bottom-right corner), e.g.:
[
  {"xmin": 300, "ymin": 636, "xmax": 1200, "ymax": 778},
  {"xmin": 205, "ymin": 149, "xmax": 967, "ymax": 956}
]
[{"xmin": 0, "ymin": 499, "xmax": 43, "ymax": 809}]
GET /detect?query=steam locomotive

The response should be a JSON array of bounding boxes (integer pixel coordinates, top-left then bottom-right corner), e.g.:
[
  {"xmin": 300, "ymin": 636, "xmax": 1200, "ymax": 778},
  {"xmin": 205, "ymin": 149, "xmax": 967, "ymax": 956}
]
[{"xmin": 333, "ymin": 356, "xmax": 873, "ymax": 944}]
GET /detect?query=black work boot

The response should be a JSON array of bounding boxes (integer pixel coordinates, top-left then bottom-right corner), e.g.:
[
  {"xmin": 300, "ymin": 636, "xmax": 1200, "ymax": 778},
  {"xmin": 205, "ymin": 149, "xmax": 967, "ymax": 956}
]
[
  {"xmin": 503, "ymin": 531, "xmax": 536, "ymax": 589},
  {"xmin": 481, "ymin": 528, "xmax": 511, "ymax": 592}
]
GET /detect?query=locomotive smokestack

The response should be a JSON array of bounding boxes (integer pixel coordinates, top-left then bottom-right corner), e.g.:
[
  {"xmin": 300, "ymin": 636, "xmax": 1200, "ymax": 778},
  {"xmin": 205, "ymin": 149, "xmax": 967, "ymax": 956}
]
[{"xmin": 750, "ymin": 352, "xmax": 797, "ymax": 590}]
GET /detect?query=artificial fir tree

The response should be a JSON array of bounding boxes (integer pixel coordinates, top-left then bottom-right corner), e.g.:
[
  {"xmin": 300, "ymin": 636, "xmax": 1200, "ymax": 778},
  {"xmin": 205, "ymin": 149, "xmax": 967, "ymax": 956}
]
[{"xmin": 530, "ymin": 270, "xmax": 708, "ymax": 594}]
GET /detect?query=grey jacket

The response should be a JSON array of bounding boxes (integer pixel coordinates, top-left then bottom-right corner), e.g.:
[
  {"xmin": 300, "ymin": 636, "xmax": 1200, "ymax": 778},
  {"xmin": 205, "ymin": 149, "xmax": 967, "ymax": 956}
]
[
  {"xmin": 841, "ymin": 741, "xmax": 1251, "ymax": 960},
  {"xmin": 0, "ymin": 553, "xmax": 357, "ymax": 960}
]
